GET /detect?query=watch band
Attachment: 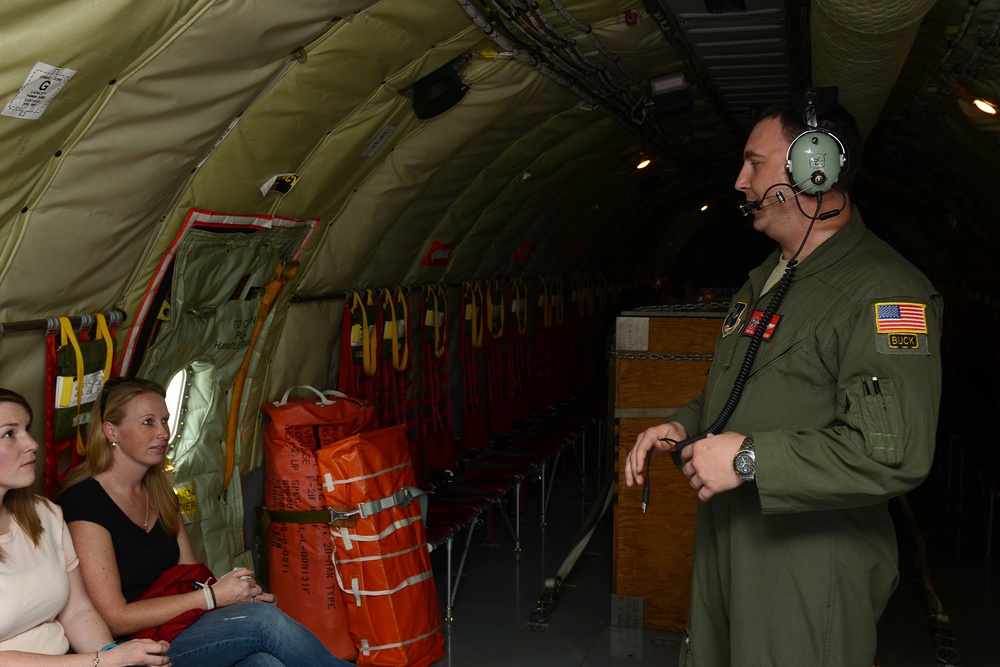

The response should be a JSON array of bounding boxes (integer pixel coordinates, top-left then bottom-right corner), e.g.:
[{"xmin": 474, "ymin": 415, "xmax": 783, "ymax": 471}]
[{"xmin": 734, "ymin": 435, "xmax": 756, "ymax": 482}]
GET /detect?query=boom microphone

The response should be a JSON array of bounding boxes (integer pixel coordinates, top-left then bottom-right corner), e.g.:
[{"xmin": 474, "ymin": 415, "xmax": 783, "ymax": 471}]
[{"xmin": 738, "ymin": 188, "xmax": 787, "ymax": 217}]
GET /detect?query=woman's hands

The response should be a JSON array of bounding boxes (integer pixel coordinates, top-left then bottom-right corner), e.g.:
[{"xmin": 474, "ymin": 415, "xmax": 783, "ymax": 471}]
[
  {"xmin": 210, "ymin": 568, "xmax": 276, "ymax": 607},
  {"xmin": 106, "ymin": 639, "xmax": 170, "ymax": 666}
]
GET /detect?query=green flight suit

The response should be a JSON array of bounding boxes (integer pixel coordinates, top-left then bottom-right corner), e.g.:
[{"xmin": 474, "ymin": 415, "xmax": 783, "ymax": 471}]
[{"xmin": 670, "ymin": 207, "xmax": 942, "ymax": 667}]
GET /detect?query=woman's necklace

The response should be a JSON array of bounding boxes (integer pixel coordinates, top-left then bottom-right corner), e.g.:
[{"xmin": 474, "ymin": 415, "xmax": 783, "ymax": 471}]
[{"xmin": 110, "ymin": 473, "xmax": 149, "ymax": 532}]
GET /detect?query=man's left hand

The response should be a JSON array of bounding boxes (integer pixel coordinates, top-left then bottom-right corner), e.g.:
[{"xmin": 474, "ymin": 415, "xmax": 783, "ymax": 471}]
[{"xmin": 680, "ymin": 432, "xmax": 746, "ymax": 502}]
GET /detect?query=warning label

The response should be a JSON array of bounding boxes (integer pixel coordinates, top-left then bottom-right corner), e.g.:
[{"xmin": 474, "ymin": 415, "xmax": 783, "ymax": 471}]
[{"xmin": 3, "ymin": 62, "xmax": 77, "ymax": 121}]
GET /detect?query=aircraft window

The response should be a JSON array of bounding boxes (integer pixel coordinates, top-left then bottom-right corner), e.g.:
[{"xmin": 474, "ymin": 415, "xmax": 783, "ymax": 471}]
[{"xmin": 165, "ymin": 367, "xmax": 187, "ymax": 461}]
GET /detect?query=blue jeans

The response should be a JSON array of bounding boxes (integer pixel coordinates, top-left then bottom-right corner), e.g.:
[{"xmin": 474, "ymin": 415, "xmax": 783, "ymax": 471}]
[{"xmin": 167, "ymin": 602, "xmax": 354, "ymax": 667}]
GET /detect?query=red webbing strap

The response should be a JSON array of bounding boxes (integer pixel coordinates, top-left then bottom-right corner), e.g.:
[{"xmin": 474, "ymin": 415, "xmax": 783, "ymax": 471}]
[
  {"xmin": 378, "ymin": 288, "xmax": 415, "ymax": 436},
  {"xmin": 423, "ymin": 285, "xmax": 450, "ymax": 432},
  {"xmin": 415, "ymin": 284, "xmax": 453, "ymax": 469},
  {"xmin": 485, "ymin": 281, "xmax": 507, "ymax": 409},
  {"xmin": 533, "ymin": 276, "xmax": 552, "ymax": 382},
  {"xmin": 507, "ymin": 278, "xmax": 529, "ymax": 396},
  {"xmin": 43, "ymin": 329, "xmax": 67, "ymax": 496},
  {"xmin": 340, "ymin": 290, "xmax": 380, "ymax": 406},
  {"xmin": 460, "ymin": 281, "xmax": 485, "ymax": 417},
  {"xmin": 549, "ymin": 276, "xmax": 573, "ymax": 398}
]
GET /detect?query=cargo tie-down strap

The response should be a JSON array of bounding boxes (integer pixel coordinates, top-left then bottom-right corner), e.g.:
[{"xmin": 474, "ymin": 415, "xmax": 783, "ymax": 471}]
[{"xmin": 262, "ymin": 484, "xmax": 425, "ymax": 527}]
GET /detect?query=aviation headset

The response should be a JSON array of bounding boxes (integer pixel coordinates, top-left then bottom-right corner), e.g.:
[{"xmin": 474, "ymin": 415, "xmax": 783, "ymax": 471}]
[{"xmin": 785, "ymin": 88, "xmax": 848, "ymax": 195}]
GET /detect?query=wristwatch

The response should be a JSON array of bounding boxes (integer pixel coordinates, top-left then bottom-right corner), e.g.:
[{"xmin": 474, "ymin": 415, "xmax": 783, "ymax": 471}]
[{"xmin": 733, "ymin": 435, "xmax": 756, "ymax": 482}]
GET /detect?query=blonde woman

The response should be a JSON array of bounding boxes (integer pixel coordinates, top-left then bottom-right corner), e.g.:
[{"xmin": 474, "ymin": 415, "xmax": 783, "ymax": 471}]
[
  {"xmin": 56, "ymin": 378, "xmax": 351, "ymax": 667},
  {"xmin": 0, "ymin": 388, "xmax": 170, "ymax": 667}
]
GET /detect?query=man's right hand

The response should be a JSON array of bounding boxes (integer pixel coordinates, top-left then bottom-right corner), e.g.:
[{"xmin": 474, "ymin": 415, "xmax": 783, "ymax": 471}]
[{"xmin": 624, "ymin": 421, "xmax": 689, "ymax": 487}]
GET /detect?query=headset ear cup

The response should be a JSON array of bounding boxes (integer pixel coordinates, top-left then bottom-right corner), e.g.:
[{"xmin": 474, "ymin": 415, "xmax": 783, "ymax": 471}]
[{"xmin": 786, "ymin": 129, "xmax": 847, "ymax": 194}]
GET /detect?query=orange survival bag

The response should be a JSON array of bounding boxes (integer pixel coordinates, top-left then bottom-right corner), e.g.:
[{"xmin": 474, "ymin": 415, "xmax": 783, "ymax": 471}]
[
  {"xmin": 261, "ymin": 386, "xmax": 376, "ymax": 661},
  {"xmin": 318, "ymin": 425, "xmax": 445, "ymax": 667}
]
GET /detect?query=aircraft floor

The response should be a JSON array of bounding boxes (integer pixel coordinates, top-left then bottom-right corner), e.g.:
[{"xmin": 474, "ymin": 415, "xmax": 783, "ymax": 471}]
[{"xmin": 428, "ymin": 453, "xmax": 1000, "ymax": 666}]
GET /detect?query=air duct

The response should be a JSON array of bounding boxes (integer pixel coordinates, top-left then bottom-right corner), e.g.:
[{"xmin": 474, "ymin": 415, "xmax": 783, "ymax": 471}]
[{"xmin": 811, "ymin": 0, "xmax": 937, "ymax": 137}]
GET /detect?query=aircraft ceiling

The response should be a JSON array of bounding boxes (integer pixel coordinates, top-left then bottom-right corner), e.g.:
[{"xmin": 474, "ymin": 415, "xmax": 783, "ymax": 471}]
[{"xmin": 1, "ymin": 0, "xmax": 998, "ymax": 341}]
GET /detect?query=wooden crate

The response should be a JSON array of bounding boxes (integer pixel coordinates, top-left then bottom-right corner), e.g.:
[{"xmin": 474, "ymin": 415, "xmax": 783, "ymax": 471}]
[{"xmin": 612, "ymin": 311, "xmax": 722, "ymax": 631}]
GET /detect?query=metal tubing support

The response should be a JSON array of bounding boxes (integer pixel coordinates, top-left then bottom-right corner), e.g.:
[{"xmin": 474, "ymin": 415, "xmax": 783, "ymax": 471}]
[
  {"xmin": 988, "ymin": 492, "xmax": 995, "ymax": 561},
  {"xmin": 514, "ymin": 480, "xmax": 523, "ymax": 552},
  {"xmin": 444, "ymin": 536, "xmax": 455, "ymax": 622},
  {"xmin": 449, "ymin": 519, "xmax": 478, "ymax": 615},
  {"xmin": 540, "ymin": 462, "xmax": 547, "ymax": 527},
  {"xmin": 542, "ymin": 451, "xmax": 562, "ymax": 526}
]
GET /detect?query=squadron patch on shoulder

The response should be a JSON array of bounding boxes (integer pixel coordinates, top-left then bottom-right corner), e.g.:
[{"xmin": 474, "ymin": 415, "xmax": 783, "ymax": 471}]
[
  {"xmin": 721, "ymin": 302, "xmax": 747, "ymax": 338},
  {"xmin": 741, "ymin": 309, "xmax": 781, "ymax": 341}
]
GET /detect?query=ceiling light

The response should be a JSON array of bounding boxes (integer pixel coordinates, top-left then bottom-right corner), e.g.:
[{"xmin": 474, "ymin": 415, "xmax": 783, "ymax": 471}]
[
  {"xmin": 700, "ymin": 204, "xmax": 709, "ymax": 212},
  {"xmin": 972, "ymin": 98, "xmax": 997, "ymax": 115},
  {"xmin": 636, "ymin": 157, "xmax": 651, "ymax": 170}
]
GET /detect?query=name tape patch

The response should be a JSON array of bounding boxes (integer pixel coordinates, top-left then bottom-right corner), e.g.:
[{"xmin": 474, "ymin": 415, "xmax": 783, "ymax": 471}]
[{"xmin": 742, "ymin": 309, "xmax": 781, "ymax": 341}]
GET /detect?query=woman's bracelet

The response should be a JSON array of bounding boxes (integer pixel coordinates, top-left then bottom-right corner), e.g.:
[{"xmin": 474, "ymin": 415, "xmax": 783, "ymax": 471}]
[{"xmin": 203, "ymin": 585, "xmax": 216, "ymax": 610}]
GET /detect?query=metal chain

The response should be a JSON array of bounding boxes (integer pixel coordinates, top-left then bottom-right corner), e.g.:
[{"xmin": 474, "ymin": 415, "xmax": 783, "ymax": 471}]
[
  {"xmin": 626, "ymin": 300, "xmax": 731, "ymax": 313},
  {"xmin": 609, "ymin": 350, "xmax": 714, "ymax": 361},
  {"xmin": 610, "ymin": 301, "xmax": 724, "ymax": 361}
]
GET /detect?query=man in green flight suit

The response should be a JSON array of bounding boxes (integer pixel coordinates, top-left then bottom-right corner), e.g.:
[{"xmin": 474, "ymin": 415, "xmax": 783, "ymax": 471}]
[{"xmin": 624, "ymin": 94, "xmax": 942, "ymax": 666}]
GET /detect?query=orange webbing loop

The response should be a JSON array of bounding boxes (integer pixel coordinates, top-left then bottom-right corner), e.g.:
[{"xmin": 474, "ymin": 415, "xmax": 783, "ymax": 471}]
[
  {"xmin": 463, "ymin": 281, "xmax": 484, "ymax": 349},
  {"xmin": 512, "ymin": 277, "xmax": 528, "ymax": 335},
  {"xmin": 351, "ymin": 290, "xmax": 378, "ymax": 377},
  {"xmin": 223, "ymin": 260, "xmax": 298, "ymax": 493},
  {"xmin": 384, "ymin": 287, "xmax": 410, "ymax": 372},
  {"xmin": 486, "ymin": 279, "xmax": 505, "ymax": 339},
  {"xmin": 428, "ymin": 283, "xmax": 448, "ymax": 359}
]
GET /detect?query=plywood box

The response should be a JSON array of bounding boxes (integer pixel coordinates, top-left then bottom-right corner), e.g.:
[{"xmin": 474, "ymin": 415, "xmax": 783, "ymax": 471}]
[{"xmin": 612, "ymin": 310, "xmax": 722, "ymax": 631}]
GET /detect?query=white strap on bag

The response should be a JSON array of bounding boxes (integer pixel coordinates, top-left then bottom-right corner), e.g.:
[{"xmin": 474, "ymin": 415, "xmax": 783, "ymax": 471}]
[{"xmin": 274, "ymin": 385, "xmax": 348, "ymax": 407}]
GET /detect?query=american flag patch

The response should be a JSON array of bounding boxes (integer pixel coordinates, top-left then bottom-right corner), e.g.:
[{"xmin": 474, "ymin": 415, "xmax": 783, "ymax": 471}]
[{"xmin": 874, "ymin": 302, "xmax": 927, "ymax": 334}]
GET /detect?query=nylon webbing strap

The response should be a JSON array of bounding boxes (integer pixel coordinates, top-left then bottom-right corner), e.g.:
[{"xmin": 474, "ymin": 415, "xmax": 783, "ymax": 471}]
[
  {"xmin": 260, "ymin": 506, "xmax": 358, "ymax": 527},
  {"xmin": 357, "ymin": 485, "xmax": 424, "ymax": 519},
  {"xmin": 223, "ymin": 260, "xmax": 298, "ymax": 493},
  {"xmin": 57, "ymin": 316, "xmax": 86, "ymax": 452},
  {"xmin": 359, "ymin": 624, "xmax": 443, "ymax": 656},
  {"xmin": 384, "ymin": 287, "xmax": 409, "ymax": 371}
]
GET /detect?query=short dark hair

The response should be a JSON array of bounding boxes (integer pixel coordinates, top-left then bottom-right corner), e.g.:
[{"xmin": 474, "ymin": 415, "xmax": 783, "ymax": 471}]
[{"xmin": 756, "ymin": 101, "xmax": 863, "ymax": 193}]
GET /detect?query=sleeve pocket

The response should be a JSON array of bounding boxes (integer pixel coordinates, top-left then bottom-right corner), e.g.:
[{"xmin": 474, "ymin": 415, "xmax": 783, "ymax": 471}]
[{"xmin": 841, "ymin": 376, "xmax": 905, "ymax": 467}]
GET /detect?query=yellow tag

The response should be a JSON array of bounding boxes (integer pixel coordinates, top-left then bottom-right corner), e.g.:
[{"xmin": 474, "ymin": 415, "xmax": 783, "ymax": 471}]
[
  {"xmin": 465, "ymin": 303, "xmax": 474, "ymax": 320},
  {"xmin": 174, "ymin": 485, "xmax": 200, "ymax": 515},
  {"xmin": 56, "ymin": 376, "xmax": 75, "ymax": 408},
  {"xmin": 351, "ymin": 323, "xmax": 362, "ymax": 346}
]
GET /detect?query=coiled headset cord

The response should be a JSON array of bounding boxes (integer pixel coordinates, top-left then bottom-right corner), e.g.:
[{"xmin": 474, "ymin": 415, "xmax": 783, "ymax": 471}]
[{"xmin": 641, "ymin": 190, "xmax": 829, "ymax": 513}]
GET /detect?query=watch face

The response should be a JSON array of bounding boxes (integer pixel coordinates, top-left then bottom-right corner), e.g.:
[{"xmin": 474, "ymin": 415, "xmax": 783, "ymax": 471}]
[{"xmin": 734, "ymin": 451, "xmax": 755, "ymax": 475}]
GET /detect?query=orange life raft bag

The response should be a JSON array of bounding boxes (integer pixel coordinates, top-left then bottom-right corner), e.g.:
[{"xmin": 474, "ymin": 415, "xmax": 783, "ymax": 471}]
[
  {"xmin": 261, "ymin": 386, "xmax": 376, "ymax": 661},
  {"xmin": 317, "ymin": 424, "xmax": 445, "ymax": 667}
]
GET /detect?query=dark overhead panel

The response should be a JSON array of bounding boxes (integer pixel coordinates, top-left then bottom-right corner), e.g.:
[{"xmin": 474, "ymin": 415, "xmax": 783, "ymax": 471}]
[{"xmin": 664, "ymin": 0, "xmax": 798, "ymax": 128}]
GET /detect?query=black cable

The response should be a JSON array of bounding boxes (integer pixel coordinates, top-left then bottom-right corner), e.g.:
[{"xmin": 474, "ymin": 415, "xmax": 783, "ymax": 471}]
[{"xmin": 641, "ymin": 189, "xmax": 829, "ymax": 511}]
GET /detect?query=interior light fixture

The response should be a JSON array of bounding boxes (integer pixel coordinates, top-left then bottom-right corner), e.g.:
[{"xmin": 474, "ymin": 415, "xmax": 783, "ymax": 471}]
[
  {"xmin": 972, "ymin": 98, "xmax": 997, "ymax": 115},
  {"xmin": 636, "ymin": 157, "xmax": 651, "ymax": 170},
  {"xmin": 700, "ymin": 204, "xmax": 709, "ymax": 212}
]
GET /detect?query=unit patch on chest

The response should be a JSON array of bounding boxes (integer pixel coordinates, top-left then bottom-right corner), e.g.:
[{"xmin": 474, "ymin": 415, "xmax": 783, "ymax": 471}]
[
  {"xmin": 721, "ymin": 302, "xmax": 748, "ymax": 338},
  {"xmin": 741, "ymin": 309, "xmax": 782, "ymax": 341}
]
